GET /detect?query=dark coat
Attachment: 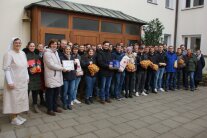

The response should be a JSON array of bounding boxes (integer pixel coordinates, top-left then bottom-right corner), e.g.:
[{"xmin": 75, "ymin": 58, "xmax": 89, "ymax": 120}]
[
  {"xmin": 59, "ymin": 53, "xmax": 77, "ymax": 81},
  {"xmin": 97, "ymin": 49, "xmax": 114, "ymax": 77},
  {"xmin": 81, "ymin": 55, "xmax": 97, "ymax": 77},
  {"xmin": 25, "ymin": 50, "xmax": 42, "ymax": 91},
  {"xmin": 157, "ymin": 51, "xmax": 167, "ymax": 68},
  {"xmin": 184, "ymin": 54, "xmax": 197, "ymax": 72},
  {"xmin": 195, "ymin": 54, "xmax": 205, "ymax": 81}
]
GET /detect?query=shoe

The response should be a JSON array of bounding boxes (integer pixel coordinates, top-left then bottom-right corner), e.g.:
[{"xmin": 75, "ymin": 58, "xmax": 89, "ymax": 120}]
[
  {"xmin": 125, "ymin": 94, "xmax": 128, "ymax": 98},
  {"xmin": 135, "ymin": 92, "xmax": 139, "ymax": 97},
  {"xmin": 141, "ymin": 91, "xmax": 148, "ymax": 96},
  {"xmin": 89, "ymin": 97, "xmax": 93, "ymax": 103},
  {"xmin": 17, "ymin": 115, "xmax": 27, "ymax": 123},
  {"xmin": 106, "ymin": 99, "xmax": 112, "ymax": 103},
  {"xmin": 116, "ymin": 97, "xmax": 121, "ymax": 101},
  {"xmin": 158, "ymin": 88, "xmax": 165, "ymax": 92},
  {"xmin": 154, "ymin": 88, "xmax": 158, "ymax": 93},
  {"xmin": 85, "ymin": 99, "xmax": 90, "ymax": 105},
  {"xmin": 11, "ymin": 117, "xmax": 24, "ymax": 125},
  {"xmin": 100, "ymin": 100, "xmax": 105, "ymax": 104},
  {"xmin": 62, "ymin": 105, "xmax": 67, "ymax": 110},
  {"xmin": 67, "ymin": 105, "xmax": 72, "ymax": 110},
  {"xmin": 47, "ymin": 111, "xmax": 56, "ymax": 116},
  {"xmin": 143, "ymin": 89, "xmax": 147, "ymax": 92},
  {"xmin": 129, "ymin": 94, "xmax": 133, "ymax": 98},
  {"xmin": 74, "ymin": 99, "xmax": 81, "ymax": 104},
  {"xmin": 33, "ymin": 105, "xmax": 41, "ymax": 113},
  {"xmin": 54, "ymin": 108, "xmax": 62, "ymax": 113},
  {"xmin": 71, "ymin": 101, "xmax": 74, "ymax": 105},
  {"xmin": 190, "ymin": 89, "xmax": 194, "ymax": 91}
]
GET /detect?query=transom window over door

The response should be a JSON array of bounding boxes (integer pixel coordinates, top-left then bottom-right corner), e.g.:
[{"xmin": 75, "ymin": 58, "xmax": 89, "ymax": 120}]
[
  {"xmin": 101, "ymin": 21, "xmax": 122, "ymax": 34},
  {"xmin": 73, "ymin": 17, "xmax": 99, "ymax": 31},
  {"xmin": 41, "ymin": 11, "xmax": 68, "ymax": 28}
]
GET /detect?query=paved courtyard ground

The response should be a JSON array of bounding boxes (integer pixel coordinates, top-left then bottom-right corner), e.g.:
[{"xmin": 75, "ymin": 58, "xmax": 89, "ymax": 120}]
[{"xmin": 1, "ymin": 87, "xmax": 207, "ymax": 138}]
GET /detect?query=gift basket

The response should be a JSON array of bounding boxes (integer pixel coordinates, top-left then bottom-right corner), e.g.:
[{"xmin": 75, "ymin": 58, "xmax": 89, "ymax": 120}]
[
  {"xmin": 140, "ymin": 60, "xmax": 153, "ymax": 69},
  {"xmin": 88, "ymin": 64, "xmax": 100, "ymax": 76},
  {"xmin": 126, "ymin": 63, "xmax": 136, "ymax": 72}
]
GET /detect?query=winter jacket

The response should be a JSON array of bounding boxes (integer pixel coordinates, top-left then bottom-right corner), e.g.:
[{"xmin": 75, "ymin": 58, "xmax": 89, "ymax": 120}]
[
  {"xmin": 97, "ymin": 49, "xmax": 114, "ymax": 77},
  {"xmin": 165, "ymin": 51, "xmax": 177, "ymax": 73},
  {"xmin": 136, "ymin": 52, "xmax": 148, "ymax": 71},
  {"xmin": 43, "ymin": 48, "xmax": 64, "ymax": 88},
  {"xmin": 148, "ymin": 52, "xmax": 159, "ymax": 65},
  {"xmin": 25, "ymin": 50, "xmax": 42, "ymax": 91},
  {"xmin": 59, "ymin": 53, "xmax": 77, "ymax": 81},
  {"xmin": 157, "ymin": 51, "xmax": 167, "ymax": 68},
  {"xmin": 81, "ymin": 55, "xmax": 97, "ymax": 77},
  {"xmin": 184, "ymin": 53, "xmax": 197, "ymax": 72}
]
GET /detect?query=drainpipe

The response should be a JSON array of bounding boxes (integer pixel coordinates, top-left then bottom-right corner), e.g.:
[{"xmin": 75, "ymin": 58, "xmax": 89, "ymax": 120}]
[{"xmin": 173, "ymin": 0, "xmax": 179, "ymax": 50}]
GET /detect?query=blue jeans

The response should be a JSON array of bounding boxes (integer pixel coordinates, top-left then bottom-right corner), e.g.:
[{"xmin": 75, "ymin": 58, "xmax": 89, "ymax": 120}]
[
  {"xmin": 155, "ymin": 68, "xmax": 165, "ymax": 89},
  {"xmin": 176, "ymin": 69, "xmax": 182, "ymax": 89},
  {"xmin": 72, "ymin": 77, "xmax": 81, "ymax": 101},
  {"xmin": 184, "ymin": 71, "xmax": 195, "ymax": 90},
  {"xmin": 85, "ymin": 75, "xmax": 96, "ymax": 99},
  {"xmin": 114, "ymin": 72, "xmax": 125, "ymax": 98},
  {"xmin": 166, "ymin": 72, "xmax": 176, "ymax": 90},
  {"xmin": 62, "ymin": 80, "xmax": 75, "ymax": 106},
  {"xmin": 100, "ymin": 76, "xmax": 112, "ymax": 100}
]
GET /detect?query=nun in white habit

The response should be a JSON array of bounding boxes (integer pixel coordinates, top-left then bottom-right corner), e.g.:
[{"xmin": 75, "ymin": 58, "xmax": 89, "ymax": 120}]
[{"xmin": 2, "ymin": 37, "xmax": 29, "ymax": 125}]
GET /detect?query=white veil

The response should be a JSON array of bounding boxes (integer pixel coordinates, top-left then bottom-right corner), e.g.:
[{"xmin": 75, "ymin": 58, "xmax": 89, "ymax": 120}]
[{"xmin": 8, "ymin": 37, "xmax": 21, "ymax": 51}]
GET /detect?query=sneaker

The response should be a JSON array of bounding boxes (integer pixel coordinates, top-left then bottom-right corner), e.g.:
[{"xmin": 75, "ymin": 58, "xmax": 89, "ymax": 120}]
[
  {"xmin": 17, "ymin": 115, "xmax": 27, "ymax": 123},
  {"xmin": 74, "ymin": 99, "xmax": 81, "ymax": 104},
  {"xmin": 67, "ymin": 105, "xmax": 73, "ymax": 110},
  {"xmin": 141, "ymin": 91, "xmax": 148, "ymax": 96},
  {"xmin": 11, "ymin": 117, "xmax": 24, "ymax": 125},
  {"xmin": 154, "ymin": 88, "xmax": 158, "ymax": 93},
  {"xmin": 135, "ymin": 92, "xmax": 139, "ymax": 97},
  {"xmin": 159, "ymin": 88, "xmax": 165, "ymax": 92},
  {"xmin": 71, "ymin": 101, "xmax": 74, "ymax": 105}
]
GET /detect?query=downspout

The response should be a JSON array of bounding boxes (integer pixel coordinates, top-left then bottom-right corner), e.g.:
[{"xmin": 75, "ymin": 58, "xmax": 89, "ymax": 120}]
[{"xmin": 173, "ymin": 0, "xmax": 179, "ymax": 50}]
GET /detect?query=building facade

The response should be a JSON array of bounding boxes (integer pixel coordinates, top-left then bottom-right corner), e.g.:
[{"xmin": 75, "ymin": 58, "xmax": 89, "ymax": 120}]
[{"xmin": 0, "ymin": 0, "xmax": 206, "ymax": 88}]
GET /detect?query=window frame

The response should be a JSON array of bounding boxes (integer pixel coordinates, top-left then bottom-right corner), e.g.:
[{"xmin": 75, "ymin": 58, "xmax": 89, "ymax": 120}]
[
  {"xmin": 182, "ymin": 0, "xmax": 204, "ymax": 10},
  {"xmin": 101, "ymin": 20, "xmax": 123, "ymax": 34},
  {"xmin": 147, "ymin": 0, "xmax": 158, "ymax": 5},
  {"xmin": 165, "ymin": 0, "xmax": 174, "ymax": 10},
  {"xmin": 72, "ymin": 16, "xmax": 99, "ymax": 32}
]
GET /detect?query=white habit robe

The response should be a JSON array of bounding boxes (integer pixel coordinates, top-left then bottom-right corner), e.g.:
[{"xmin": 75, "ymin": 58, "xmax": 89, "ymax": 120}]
[{"xmin": 2, "ymin": 50, "xmax": 29, "ymax": 114}]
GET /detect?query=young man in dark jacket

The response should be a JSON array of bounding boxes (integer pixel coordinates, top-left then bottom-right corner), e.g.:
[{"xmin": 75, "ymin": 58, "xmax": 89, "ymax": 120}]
[
  {"xmin": 97, "ymin": 41, "xmax": 114, "ymax": 104},
  {"xmin": 111, "ymin": 43, "xmax": 125, "ymax": 100},
  {"xmin": 135, "ymin": 46, "xmax": 148, "ymax": 96},
  {"xmin": 145, "ymin": 47, "xmax": 159, "ymax": 93},
  {"xmin": 154, "ymin": 45, "xmax": 167, "ymax": 92}
]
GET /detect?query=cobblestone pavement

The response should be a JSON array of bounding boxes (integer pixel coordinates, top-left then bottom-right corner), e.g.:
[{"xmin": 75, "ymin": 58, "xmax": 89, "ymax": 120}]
[{"xmin": 1, "ymin": 87, "xmax": 207, "ymax": 138}]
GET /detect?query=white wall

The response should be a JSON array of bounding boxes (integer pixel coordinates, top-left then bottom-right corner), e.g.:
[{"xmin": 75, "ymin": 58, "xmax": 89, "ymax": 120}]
[{"xmin": 0, "ymin": 0, "xmax": 176, "ymax": 88}]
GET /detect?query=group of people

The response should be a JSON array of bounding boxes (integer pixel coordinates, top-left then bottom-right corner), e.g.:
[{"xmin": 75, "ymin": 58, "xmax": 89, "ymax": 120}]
[{"xmin": 2, "ymin": 37, "xmax": 205, "ymax": 125}]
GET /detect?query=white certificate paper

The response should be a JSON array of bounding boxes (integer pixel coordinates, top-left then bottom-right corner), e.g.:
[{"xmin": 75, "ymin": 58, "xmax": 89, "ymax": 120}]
[{"xmin": 62, "ymin": 60, "xmax": 74, "ymax": 70}]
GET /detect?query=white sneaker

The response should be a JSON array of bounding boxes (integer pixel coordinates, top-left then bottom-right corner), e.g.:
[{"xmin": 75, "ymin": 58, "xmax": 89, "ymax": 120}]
[
  {"xmin": 141, "ymin": 92, "xmax": 148, "ymax": 96},
  {"xmin": 71, "ymin": 101, "xmax": 74, "ymax": 105},
  {"xmin": 159, "ymin": 88, "xmax": 165, "ymax": 92},
  {"xmin": 17, "ymin": 115, "xmax": 27, "ymax": 122},
  {"xmin": 11, "ymin": 117, "xmax": 24, "ymax": 125},
  {"xmin": 74, "ymin": 99, "xmax": 81, "ymax": 104},
  {"xmin": 135, "ymin": 92, "xmax": 139, "ymax": 97},
  {"xmin": 154, "ymin": 88, "xmax": 158, "ymax": 93}
]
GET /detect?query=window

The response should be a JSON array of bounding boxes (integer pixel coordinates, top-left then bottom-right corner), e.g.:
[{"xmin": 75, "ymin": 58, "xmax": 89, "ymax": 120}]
[
  {"xmin": 183, "ymin": 35, "xmax": 201, "ymax": 51},
  {"xmin": 125, "ymin": 24, "xmax": 139, "ymax": 35},
  {"xmin": 164, "ymin": 34, "xmax": 171, "ymax": 46},
  {"xmin": 186, "ymin": 0, "xmax": 191, "ymax": 8},
  {"xmin": 183, "ymin": 0, "xmax": 204, "ymax": 9},
  {"xmin": 101, "ymin": 21, "xmax": 122, "ymax": 33},
  {"xmin": 193, "ymin": 0, "xmax": 204, "ymax": 6},
  {"xmin": 45, "ymin": 33, "xmax": 65, "ymax": 45},
  {"xmin": 190, "ymin": 37, "xmax": 201, "ymax": 50},
  {"xmin": 166, "ymin": 0, "xmax": 174, "ymax": 9},
  {"xmin": 73, "ymin": 17, "xmax": 99, "ymax": 31},
  {"xmin": 147, "ymin": 0, "xmax": 158, "ymax": 4},
  {"xmin": 41, "ymin": 11, "xmax": 68, "ymax": 28}
]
